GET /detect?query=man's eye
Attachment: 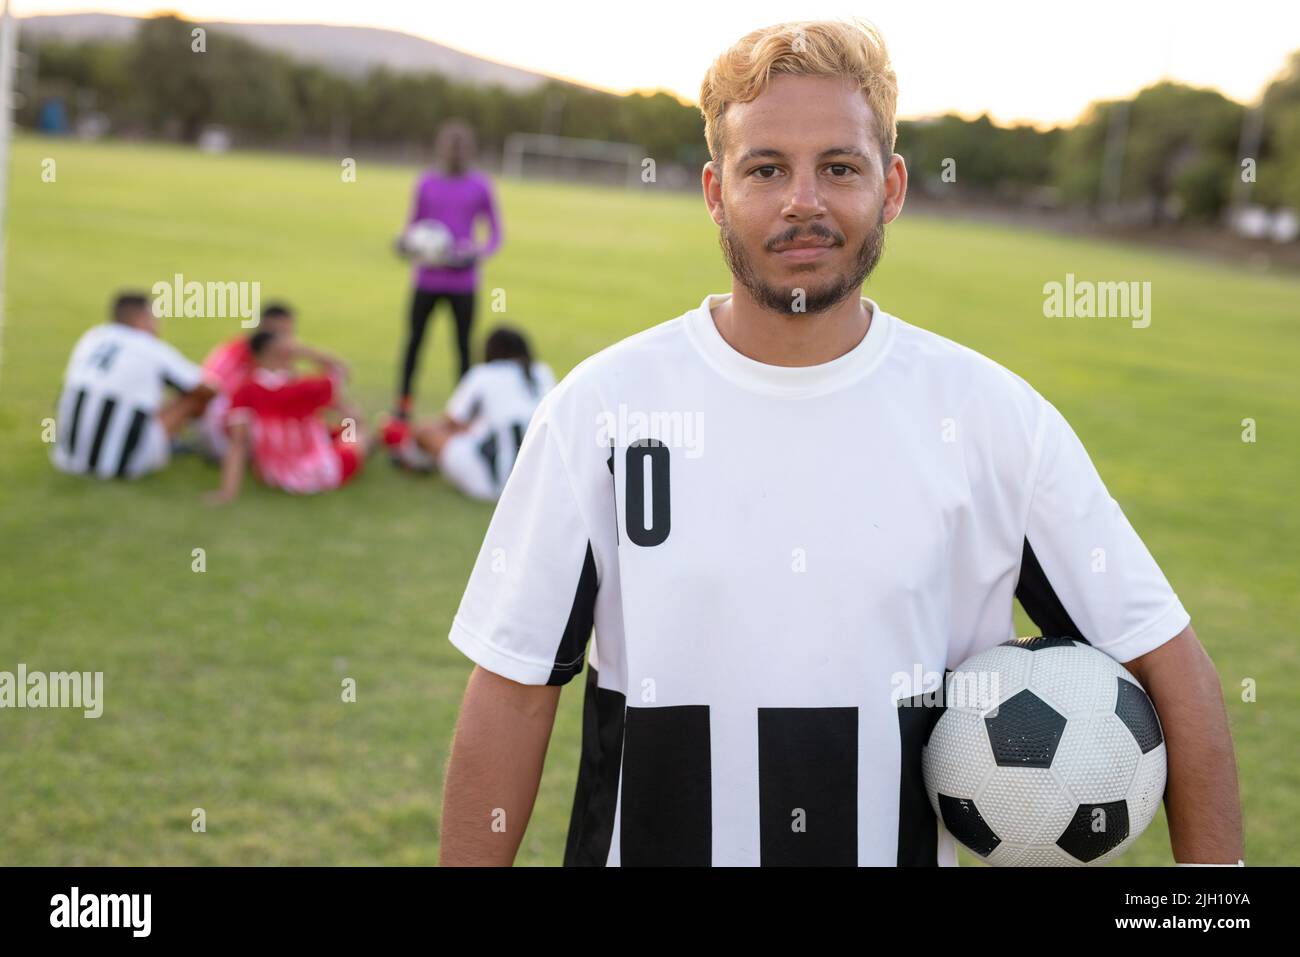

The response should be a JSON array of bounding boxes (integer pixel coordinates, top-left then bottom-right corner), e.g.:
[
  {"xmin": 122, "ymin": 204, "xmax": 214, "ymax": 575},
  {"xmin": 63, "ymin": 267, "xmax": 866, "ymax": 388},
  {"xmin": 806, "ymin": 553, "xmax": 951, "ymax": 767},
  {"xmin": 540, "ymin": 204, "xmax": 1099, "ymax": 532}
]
[
  {"xmin": 828, "ymin": 165, "xmax": 856, "ymax": 176},
  {"xmin": 752, "ymin": 166, "xmax": 779, "ymax": 178}
]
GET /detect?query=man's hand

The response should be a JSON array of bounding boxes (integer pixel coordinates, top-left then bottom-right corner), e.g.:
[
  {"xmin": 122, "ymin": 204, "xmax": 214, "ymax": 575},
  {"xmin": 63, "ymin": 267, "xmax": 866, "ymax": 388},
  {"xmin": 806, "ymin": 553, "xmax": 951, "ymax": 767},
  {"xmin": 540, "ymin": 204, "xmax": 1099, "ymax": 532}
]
[
  {"xmin": 444, "ymin": 242, "xmax": 479, "ymax": 270},
  {"xmin": 438, "ymin": 413, "xmax": 473, "ymax": 435},
  {"xmin": 1124, "ymin": 625, "xmax": 1244, "ymax": 864}
]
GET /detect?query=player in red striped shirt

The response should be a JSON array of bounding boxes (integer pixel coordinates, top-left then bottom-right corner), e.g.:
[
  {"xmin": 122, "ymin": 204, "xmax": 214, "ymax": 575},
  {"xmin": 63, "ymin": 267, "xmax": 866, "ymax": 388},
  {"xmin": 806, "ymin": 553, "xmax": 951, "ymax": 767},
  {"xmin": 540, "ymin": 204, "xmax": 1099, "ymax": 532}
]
[
  {"xmin": 199, "ymin": 303, "xmax": 347, "ymax": 459},
  {"xmin": 208, "ymin": 329, "xmax": 371, "ymax": 503}
]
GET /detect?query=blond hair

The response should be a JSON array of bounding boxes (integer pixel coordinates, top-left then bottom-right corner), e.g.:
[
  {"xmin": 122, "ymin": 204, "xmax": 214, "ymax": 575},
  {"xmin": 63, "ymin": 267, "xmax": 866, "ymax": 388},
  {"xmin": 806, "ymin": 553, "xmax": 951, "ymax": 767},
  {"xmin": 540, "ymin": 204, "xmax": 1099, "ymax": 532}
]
[{"xmin": 699, "ymin": 18, "xmax": 898, "ymax": 173}]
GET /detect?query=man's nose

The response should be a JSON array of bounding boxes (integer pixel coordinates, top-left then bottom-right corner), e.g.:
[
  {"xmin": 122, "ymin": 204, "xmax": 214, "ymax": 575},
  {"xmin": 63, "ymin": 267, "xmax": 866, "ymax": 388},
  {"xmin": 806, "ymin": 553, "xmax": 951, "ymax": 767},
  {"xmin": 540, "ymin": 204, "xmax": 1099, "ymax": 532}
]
[{"xmin": 784, "ymin": 168, "xmax": 825, "ymax": 216}]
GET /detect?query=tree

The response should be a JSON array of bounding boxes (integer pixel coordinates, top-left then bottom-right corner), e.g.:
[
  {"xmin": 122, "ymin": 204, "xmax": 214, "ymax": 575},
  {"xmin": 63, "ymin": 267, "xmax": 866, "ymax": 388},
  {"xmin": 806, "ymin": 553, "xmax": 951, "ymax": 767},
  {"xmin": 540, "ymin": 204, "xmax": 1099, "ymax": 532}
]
[
  {"xmin": 1258, "ymin": 51, "xmax": 1300, "ymax": 210},
  {"xmin": 1057, "ymin": 82, "xmax": 1243, "ymax": 222},
  {"xmin": 129, "ymin": 14, "xmax": 215, "ymax": 141}
]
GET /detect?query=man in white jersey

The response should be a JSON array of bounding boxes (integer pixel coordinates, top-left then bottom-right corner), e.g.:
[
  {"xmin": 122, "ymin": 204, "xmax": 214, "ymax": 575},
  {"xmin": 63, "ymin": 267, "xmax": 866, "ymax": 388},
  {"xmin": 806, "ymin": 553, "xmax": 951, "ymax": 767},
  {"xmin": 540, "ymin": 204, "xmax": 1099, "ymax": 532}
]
[
  {"xmin": 389, "ymin": 327, "xmax": 555, "ymax": 500},
  {"xmin": 52, "ymin": 291, "xmax": 215, "ymax": 480},
  {"xmin": 439, "ymin": 20, "xmax": 1243, "ymax": 866}
]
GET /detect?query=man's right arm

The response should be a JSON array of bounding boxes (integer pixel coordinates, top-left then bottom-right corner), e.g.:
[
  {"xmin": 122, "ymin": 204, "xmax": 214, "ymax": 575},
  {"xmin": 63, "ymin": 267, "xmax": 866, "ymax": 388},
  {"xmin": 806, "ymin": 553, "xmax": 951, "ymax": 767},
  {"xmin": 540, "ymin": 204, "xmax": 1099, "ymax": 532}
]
[
  {"xmin": 440, "ymin": 666, "xmax": 562, "ymax": 866},
  {"xmin": 440, "ymin": 389, "xmax": 605, "ymax": 864}
]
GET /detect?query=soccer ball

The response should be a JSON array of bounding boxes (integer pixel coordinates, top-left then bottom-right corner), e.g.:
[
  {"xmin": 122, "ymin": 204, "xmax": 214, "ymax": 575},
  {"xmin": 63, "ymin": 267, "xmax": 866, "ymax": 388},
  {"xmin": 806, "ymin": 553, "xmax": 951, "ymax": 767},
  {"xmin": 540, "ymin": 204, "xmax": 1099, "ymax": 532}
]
[
  {"xmin": 401, "ymin": 219, "xmax": 453, "ymax": 266},
  {"xmin": 921, "ymin": 636, "xmax": 1166, "ymax": 866}
]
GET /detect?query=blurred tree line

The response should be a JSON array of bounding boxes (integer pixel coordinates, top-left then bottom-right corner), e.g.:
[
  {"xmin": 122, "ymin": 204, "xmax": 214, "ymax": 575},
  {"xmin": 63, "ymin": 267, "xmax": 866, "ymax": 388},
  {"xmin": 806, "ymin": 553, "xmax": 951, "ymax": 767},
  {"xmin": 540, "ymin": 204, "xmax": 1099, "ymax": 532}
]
[
  {"xmin": 22, "ymin": 15, "xmax": 708, "ymax": 166},
  {"xmin": 19, "ymin": 15, "xmax": 1300, "ymax": 221}
]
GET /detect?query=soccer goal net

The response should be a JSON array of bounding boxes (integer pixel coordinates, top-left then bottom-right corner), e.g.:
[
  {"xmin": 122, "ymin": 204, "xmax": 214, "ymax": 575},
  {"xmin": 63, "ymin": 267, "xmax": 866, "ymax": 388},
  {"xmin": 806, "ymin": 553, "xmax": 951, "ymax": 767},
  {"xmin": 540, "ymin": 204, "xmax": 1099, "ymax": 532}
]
[{"xmin": 502, "ymin": 133, "xmax": 645, "ymax": 188}]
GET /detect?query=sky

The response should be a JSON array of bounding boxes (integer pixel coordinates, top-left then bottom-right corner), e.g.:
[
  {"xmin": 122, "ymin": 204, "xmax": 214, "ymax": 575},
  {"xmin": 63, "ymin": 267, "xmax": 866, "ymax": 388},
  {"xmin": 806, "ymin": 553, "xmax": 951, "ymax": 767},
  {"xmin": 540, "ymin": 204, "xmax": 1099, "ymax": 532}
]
[{"xmin": 13, "ymin": 0, "xmax": 1300, "ymax": 127}]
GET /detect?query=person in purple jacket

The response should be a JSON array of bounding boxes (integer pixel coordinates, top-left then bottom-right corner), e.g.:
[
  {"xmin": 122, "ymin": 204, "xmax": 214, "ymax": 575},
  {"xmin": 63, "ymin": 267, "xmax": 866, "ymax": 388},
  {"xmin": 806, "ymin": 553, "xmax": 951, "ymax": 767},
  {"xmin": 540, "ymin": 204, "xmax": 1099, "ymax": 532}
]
[{"xmin": 393, "ymin": 119, "xmax": 502, "ymax": 421}]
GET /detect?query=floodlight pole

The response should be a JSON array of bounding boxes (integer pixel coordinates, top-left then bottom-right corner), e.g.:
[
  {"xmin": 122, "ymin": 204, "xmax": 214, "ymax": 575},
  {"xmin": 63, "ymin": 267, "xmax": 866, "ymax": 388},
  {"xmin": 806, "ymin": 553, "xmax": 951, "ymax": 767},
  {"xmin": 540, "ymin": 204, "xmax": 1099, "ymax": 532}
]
[{"xmin": 1099, "ymin": 99, "xmax": 1130, "ymax": 220}]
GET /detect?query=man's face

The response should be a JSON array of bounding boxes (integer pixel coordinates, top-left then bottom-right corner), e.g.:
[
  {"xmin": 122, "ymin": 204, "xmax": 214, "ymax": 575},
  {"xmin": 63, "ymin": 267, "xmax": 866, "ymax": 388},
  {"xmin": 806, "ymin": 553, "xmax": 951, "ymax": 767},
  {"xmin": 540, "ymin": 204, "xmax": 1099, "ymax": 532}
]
[
  {"xmin": 259, "ymin": 333, "xmax": 296, "ymax": 370},
  {"xmin": 438, "ymin": 128, "xmax": 473, "ymax": 172},
  {"xmin": 260, "ymin": 314, "xmax": 295, "ymax": 339},
  {"xmin": 704, "ymin": 74, "xmax": 907, "ymax": 316}
]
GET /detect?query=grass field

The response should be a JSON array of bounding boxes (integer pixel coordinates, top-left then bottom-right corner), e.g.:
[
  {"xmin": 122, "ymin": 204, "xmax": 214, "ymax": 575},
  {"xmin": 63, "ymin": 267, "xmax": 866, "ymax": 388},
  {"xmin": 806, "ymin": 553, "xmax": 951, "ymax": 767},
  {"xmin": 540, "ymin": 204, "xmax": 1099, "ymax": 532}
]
[{"xmin": 1, "ymin": 134, "xmax": 1296, "ymax": 866}]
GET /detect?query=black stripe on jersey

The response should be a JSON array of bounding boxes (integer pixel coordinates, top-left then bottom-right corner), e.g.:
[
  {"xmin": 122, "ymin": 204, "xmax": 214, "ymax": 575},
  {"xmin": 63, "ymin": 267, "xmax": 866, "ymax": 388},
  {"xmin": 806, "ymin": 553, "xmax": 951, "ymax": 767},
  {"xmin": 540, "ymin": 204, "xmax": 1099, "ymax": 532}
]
[
  {"xmin": 619, "ymin": 704, "xmax": 712, "ymax": 866},
  {"xmin": 563, "ymin": 667, "xmax": 626, "ymax": 866},
  {"xmin": 1014, "ymin": 537, "xmax": 1090, "ymax": 644},
  {"xmin": 607, "ymin": 446, "xmax": 618, "ymax": 546},
  {"xmin": 85, "ymin": 397, "xmax": 118, "ymax": 473},
  {"xmin": 896, "ymin": 689, "xmax": 946, "ymax": 866},
  {"xmin": 115, "ymin": 408, "xmax": 150, "ymax": 478},
  {"xmin": 546, "ymin": 542, "xmax": 598, "ymax": 685},
  {"xmin": 758, "ymin": 707, "xmax": 858, "ymax": 866},
  {"xmin": 477, "ymin": 431, "xmax": 499, "ymax": 486},
  {"xmin": 64, "ymin": 388, "xmax": 87, "ymax": 455}
]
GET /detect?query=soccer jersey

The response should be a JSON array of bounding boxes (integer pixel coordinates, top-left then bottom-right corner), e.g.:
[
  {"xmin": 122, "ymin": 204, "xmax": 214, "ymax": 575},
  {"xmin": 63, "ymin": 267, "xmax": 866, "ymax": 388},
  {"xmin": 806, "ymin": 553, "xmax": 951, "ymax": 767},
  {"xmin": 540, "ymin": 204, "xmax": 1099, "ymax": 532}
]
[
  {"xmin": 199, "ymin": 336, "xmax": 256, "ymax": 457},
  {"xmin": 441, "ymin": 359, "xmax": 556, "ymax": 498},
  {"xmin": 227, "ymin": 370, "xmax": 343, "ymax": 494},
  {"xmin": 448, "ymin": 291, "xmax": 1191, "ymax": 867},
  {"xmin": 51, "ymin": 323, "xmax": 204, "ymax": 479},
  {"xmin": 202, "ymin": 336, "xmax": 254, "ymax": 393},
  {"xmin": 406, "ymin": 170, "xmax": 502, "ymax": 293}
]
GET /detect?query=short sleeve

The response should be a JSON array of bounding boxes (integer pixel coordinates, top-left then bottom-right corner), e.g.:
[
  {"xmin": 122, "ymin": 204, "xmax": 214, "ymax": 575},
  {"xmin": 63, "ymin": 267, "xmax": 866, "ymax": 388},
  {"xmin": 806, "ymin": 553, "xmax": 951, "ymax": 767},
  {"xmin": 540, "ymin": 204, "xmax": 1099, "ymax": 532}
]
[
  {"xmin": 274, "ymin": 376, "xmax": 335, "ymax": 417},
  {"xmin": 1017, "ymin": 398, "xmax": 1190, "ymax": 662},
  {"xmin": 228, "ymin": 376, "xmax": 333, "ymax": 419},
  {"xmin": 449, "ymin": 396, "xmax": 598, "ymax": 685},
  {"xmin": 156, "ymin": 340, "xmax": 204, "ymax": 393},
  {"xmin": 445, "ymin": 367, "xmax": 482, "ymax": 422},
  {"xmin": 201, "ymin": 338, "xmax": 252, "ymax": 393},
  {"xmin": 225, "ymin": 384, "xmax": 254, "ymax": 427}
]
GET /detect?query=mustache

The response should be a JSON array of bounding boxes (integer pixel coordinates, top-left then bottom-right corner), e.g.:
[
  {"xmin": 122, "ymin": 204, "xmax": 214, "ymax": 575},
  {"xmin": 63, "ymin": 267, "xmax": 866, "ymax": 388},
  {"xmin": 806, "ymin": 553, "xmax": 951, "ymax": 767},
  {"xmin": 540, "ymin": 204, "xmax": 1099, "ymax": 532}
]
[
  {"xmin": 718, "ymin": 210, "xmax": 886, "ymax": 317},
  {"xmin": 766, "ymin": 224, "xmax": 844, "ymax": 250}
]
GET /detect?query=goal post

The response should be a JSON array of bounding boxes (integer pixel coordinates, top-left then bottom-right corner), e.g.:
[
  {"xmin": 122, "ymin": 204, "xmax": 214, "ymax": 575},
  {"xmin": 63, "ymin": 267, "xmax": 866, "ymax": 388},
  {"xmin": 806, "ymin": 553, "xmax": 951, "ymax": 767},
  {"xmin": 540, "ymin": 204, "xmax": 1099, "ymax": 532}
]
[{"xmin": 502, "ymin": 132, "xmax": 644, "ymax": 188}]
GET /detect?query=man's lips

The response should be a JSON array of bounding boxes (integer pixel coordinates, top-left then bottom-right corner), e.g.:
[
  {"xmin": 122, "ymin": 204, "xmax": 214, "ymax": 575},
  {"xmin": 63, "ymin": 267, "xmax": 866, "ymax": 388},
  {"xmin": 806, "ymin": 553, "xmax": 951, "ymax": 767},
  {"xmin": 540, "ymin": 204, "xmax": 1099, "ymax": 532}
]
[{"xmin": 773, "ymin": 241, "xmax": 836, "ymax": 262}]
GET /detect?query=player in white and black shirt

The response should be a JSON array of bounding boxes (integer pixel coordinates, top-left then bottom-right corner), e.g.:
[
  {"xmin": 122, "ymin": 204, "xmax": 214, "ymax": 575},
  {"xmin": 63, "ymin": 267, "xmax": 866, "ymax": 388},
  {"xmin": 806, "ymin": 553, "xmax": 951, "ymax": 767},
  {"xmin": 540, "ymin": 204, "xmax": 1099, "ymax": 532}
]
[
  {"xmin": 438, "ymin": 21, "xmax": 1242, "ymax": 867},
  {"xmin": 52, "ymin": 292, "xmax": 215, "ymax": 480},
  {"xmin": 392, "ymin": 326, "xmax": 555, "ymax": 500}
]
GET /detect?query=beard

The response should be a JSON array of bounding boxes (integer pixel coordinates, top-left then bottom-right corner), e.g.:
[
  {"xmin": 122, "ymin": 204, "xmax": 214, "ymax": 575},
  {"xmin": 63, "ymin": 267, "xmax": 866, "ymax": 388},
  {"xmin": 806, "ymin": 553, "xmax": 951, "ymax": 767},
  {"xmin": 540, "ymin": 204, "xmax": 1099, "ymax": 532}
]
[{"xmin": 718, "ymin": 208, "xmax": 886, "ymax": 317}]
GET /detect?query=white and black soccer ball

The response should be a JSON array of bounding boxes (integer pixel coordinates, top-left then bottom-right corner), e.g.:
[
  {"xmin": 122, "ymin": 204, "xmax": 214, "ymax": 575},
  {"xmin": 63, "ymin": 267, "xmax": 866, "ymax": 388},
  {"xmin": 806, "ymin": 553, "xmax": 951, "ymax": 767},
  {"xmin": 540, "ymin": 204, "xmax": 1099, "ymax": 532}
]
[
  {"xmin": 921, "ymin": 636, "xmax": 1166, "ymax": 866},
  {"xmin": 401, "ymin": 219, "xmax": 453, "ymax": 266}
]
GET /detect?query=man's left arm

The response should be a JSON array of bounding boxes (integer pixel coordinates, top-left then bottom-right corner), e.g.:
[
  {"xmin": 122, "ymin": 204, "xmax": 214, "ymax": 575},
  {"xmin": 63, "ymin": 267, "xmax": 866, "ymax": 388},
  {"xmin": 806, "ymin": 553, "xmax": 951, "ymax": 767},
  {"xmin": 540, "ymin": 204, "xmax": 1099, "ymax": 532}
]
[
  {"xmin": 1124, "ymin": 624, "xmax": 1244, "ymax": 865},
  {"xmin": 1019, "ymin": 396, "xmax": 1244, "ymax": 865}
]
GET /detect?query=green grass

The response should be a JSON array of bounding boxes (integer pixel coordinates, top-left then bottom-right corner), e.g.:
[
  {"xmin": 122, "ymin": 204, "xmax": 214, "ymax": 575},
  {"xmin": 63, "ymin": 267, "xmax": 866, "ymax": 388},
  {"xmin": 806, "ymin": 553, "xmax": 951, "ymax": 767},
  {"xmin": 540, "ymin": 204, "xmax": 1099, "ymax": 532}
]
[{"xmin": 1, "ymin": 134, "xmax": 1296, "ymax": 865}]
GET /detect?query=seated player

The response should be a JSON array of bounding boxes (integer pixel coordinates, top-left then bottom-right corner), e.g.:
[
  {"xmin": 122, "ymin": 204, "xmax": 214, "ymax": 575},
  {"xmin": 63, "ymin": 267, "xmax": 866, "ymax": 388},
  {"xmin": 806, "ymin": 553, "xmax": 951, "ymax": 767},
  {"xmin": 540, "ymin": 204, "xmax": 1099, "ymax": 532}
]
[
  {"xmin": 51, "ymin": 291, "xmax": 215, "ymax": 480},
  {"xmin": 208, "ymin": 329, "xmax": 371, "ymax": 503},
  {"xmin": 198, "ymin": 302, "xmax": 346, "ymax": 459},
  {"xmin": 387, "ymin": 326, "xmax": 554, "ymax": 501}
]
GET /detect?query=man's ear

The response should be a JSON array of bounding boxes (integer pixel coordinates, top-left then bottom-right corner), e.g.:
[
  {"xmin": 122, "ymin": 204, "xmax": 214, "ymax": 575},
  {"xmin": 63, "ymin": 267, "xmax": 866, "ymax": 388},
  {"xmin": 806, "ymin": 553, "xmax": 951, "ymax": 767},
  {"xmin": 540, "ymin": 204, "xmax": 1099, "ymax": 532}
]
[
  {"xmin": 882, "ymin": 153, "xmax": 908, "ymax": 225},
  {"xmin": 702, "ymin": 161, "xmax": 724, "ymax": 225}
]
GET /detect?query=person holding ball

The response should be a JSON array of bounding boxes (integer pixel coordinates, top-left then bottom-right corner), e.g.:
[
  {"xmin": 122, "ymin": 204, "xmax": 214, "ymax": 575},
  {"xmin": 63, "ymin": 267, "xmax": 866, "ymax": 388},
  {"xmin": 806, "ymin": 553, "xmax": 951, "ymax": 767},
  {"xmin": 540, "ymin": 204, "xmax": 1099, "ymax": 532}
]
[{"xmin": 391, "ymin": 119, "xmax": 503, "ymax": 427}]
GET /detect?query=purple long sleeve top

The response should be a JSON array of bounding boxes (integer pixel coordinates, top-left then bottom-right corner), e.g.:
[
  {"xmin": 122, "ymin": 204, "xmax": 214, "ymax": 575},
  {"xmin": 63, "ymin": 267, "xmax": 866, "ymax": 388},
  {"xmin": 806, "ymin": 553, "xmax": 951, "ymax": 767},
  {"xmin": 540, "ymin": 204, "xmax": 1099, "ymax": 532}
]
[{"xmin": 406, "ymin": 169, "xmax": 502, "ymax": 293}]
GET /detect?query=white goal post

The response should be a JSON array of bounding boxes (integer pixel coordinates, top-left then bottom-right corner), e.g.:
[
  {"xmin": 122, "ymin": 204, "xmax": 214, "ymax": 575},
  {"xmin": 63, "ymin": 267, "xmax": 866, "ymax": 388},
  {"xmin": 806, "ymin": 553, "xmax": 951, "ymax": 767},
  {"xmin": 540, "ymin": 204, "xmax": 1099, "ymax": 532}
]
[{"xmin": 502, "ymin": 132, "xmax": 645, "ymax": 188}]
